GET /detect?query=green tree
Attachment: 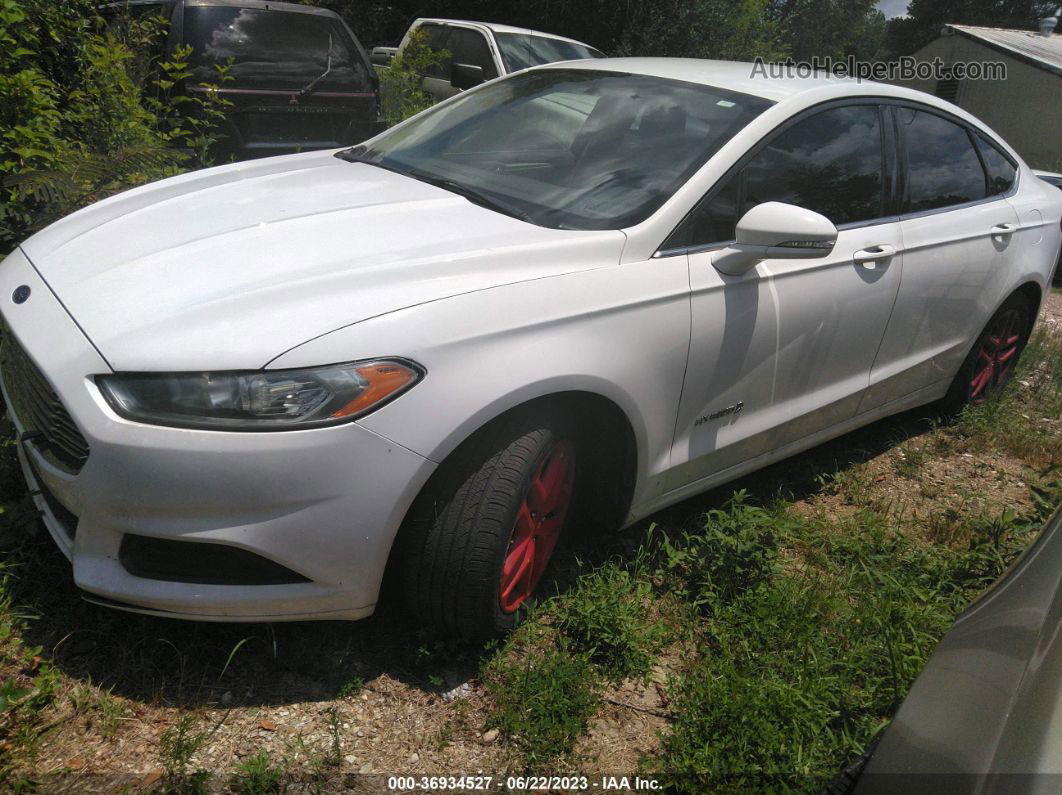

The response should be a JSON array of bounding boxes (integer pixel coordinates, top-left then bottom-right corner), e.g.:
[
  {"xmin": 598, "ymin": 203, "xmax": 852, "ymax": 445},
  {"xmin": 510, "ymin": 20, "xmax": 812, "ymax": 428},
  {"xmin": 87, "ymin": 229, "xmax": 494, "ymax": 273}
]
[
  {"xmin": 768, "ymin": 0, "xmax": 883, "ymax": 59},
  {"xmin": 377, "ymin": 28, "xmax": 448, "ymax": 125}
]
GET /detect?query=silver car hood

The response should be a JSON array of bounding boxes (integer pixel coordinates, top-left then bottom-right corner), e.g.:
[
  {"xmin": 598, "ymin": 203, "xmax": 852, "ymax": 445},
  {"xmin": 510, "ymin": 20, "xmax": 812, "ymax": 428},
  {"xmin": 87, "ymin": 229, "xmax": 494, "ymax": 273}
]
[{"xmin": 20, "ymin": 150, "xmax": 625, "ymax": 371}]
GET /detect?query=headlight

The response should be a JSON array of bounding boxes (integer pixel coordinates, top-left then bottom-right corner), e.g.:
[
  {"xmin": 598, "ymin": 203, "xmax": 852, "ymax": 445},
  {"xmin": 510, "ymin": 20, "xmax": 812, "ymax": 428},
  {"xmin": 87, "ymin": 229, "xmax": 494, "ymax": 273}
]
[{"xmin": 97, "ymin": 359, "xmax": 422, "ymax": 431}]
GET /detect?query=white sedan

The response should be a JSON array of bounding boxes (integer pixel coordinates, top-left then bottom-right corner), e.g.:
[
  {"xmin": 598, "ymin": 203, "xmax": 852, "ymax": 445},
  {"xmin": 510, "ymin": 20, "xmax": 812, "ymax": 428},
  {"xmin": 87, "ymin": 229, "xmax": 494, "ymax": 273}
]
[{"xmin": 2, "ymin": 59, "xmax": 1060, "ymax": 638}]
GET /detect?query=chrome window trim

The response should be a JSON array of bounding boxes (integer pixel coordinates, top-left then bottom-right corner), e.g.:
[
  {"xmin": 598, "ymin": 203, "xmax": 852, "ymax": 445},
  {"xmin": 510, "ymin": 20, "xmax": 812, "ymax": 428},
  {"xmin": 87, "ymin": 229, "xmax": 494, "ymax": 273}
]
[{"xmin": 654, "ymin": 95, "xmax": 1021, "ymax": 258}]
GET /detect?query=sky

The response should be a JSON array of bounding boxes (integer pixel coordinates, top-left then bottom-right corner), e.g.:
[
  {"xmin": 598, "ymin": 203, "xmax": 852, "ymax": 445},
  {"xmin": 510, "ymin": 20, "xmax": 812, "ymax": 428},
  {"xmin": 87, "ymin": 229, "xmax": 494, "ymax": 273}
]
[{"xmin": 875, "ymin": 0, "xmax": 909, "ymax": 18}]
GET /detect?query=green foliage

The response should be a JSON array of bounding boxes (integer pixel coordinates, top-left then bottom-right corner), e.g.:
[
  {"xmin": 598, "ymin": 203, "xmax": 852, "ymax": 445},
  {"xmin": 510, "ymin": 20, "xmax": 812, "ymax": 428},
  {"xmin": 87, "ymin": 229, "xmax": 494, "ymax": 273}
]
[
  {"xmin": 611, "ymin": 0, "xmax": 788, "ymax": 61},
  {"xmin": 552, "ymin": 563, "xmax": 666, "ymax": 682},
  {"xmin": 158, "ymin": 714, "xmax": 209, "ymax": 791},
  {"xmin": 483, "ymin": 632, "xmax": 600, "ymax": 767},
  {"xmin": 376, "ymin": 28, "xmax": 447, "ymax": 126},
  {"xmin": 651, "ymin": 502, "xmax": 1044, "ymax": 791},
  {"xmin": 957, "ymin": 328, "xmax": 1062, "ymax": 463},
  {"xmin": 0, "ymin": 2, "xmax": 232, "ymax": 253},
  {"xmin": 655, "ymin": 491, "xmax": 782, "ymax": 607},
  {"xmin": 768, "ymin": 0, "xmax": 883, "ymax": 60},
  {"xmin": 337, "ymin": 675, "xmax": 364, "ymax": 697},
  {"xmin": 234, "ymin": 749, "xmax": 283, "ymax": 794}
]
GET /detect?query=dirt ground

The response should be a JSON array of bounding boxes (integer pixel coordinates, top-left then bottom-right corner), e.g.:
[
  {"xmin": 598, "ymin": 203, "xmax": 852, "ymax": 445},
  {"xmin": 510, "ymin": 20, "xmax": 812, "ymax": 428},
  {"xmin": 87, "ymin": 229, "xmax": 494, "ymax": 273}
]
[{"xmin": 8, "ymin": 290, "xmax": 1062, "ymax": 786}]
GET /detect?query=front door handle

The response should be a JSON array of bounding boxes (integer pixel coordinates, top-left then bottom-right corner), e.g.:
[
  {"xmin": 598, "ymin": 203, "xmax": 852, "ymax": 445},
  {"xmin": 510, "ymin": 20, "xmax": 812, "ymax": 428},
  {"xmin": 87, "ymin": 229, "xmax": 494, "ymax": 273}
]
[
  {"xmin": 853, "ymin": 244, "xmax": 895, "ymax": 268},
  {"xmin": 990, "ymin": 223, "xmax": 1017, "ymax": 236}
]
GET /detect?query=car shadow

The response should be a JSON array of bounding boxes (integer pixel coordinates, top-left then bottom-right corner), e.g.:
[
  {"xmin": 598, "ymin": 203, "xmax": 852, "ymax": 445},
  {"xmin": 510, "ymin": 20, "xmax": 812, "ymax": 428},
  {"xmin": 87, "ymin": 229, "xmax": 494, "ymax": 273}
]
[{"xmin": 6, "ymin": 403, "xmax": 942, "ymax": 709}]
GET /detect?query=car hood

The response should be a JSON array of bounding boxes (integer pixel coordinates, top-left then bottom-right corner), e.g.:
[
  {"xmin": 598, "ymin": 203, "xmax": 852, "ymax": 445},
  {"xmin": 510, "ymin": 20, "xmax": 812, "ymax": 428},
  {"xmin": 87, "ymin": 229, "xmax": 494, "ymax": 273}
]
[{"xmin": 20, "ymin": 150, "xmax": 626, "ymax": 371}]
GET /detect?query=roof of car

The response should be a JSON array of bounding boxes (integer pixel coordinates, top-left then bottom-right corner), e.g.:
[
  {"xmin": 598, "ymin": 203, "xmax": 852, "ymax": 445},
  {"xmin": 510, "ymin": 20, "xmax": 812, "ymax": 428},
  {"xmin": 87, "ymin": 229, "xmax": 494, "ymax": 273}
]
[
  {"xmin": 543, "ymin": 58, "xmax": 854, "ymax": 97},
  {"xmin": 102, "ymin": 0, "xmax": 343, "ymax": 11},
  {"xmin": 414, "ymin": 18, "xmax": 598, "ymax": 49},
  {"xmin": 183, "ymin": 0, "xmax": 342, "ymax": 16},
  {"xmin": 543, "ymin": 57, "xmax": 934, "ymax": 102}
]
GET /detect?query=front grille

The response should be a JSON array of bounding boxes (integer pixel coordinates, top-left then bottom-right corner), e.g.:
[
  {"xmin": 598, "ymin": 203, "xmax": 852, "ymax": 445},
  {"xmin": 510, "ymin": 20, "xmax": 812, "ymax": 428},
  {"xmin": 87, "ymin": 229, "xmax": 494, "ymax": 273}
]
[
  {"xmin": 27, "ymin": 454, "xmax": 79, "ymax": 540},
  {"xmin": 0, "ymin": 325, "xmax": 90, "ymax": 473}
]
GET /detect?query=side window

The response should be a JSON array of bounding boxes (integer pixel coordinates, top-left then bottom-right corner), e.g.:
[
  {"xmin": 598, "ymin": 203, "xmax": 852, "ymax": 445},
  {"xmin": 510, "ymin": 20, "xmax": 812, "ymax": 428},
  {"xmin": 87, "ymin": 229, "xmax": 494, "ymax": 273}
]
[
  {"xmin": 677, "ymin": 104, "xmax": 884, "ymax": 247},
  {"xmin": 420, "ymin": 24, "xmax": 452, "ymax": 80},
  {"xmin": 900, "ymin": 109, "xmax": 986, "ymax": 211},
  {"xmin": 446, "ymin": 28, "xmax": 499, "ymax": 81},
  {"xmin": 974, "ymin": 134, "xmax": 1017, "ymax": 196}
]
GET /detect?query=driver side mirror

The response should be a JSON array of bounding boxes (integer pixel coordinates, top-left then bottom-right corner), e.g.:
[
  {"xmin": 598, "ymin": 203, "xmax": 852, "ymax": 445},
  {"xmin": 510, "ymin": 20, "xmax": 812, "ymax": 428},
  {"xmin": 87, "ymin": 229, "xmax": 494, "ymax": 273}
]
[
  {"xmin": 451, "ymin": 62, "xmax": 485, "ymax": 90},
  {"xmin": 712, "ymin": 202, "xmax": 837, "ymax": 276}
]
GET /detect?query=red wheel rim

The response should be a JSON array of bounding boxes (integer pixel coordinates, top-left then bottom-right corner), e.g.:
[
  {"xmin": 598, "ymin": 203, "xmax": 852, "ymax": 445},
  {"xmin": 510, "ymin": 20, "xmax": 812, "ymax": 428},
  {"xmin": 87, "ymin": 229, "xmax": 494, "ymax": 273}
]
[
  {"xmin": 969, "ymin": 308, "xmax": 1023, "ymax": 403},
  {"xmin": 498, "ymin": 440, "xmax": 576, "ymax": 614}
]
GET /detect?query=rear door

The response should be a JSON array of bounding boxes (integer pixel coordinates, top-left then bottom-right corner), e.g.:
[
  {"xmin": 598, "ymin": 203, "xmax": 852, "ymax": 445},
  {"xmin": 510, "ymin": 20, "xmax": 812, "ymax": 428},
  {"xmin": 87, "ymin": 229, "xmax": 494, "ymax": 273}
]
[
  {"xmin": 861, "ymin": 105, "xmax": 1021, "ymax": 410},
  {"xmin": 181, "ymin": 5, "xmax": 379, "ymax": 158},
  {"xmin": 665, "ymin": 102, "xmax": 905, "ymax": 492}
]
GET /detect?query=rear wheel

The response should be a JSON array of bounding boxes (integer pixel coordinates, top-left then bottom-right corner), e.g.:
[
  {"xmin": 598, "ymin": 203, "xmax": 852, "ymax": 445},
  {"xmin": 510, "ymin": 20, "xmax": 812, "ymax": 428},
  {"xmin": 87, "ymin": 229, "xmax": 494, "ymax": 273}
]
[
  {"xmin": 401, "ymin": 414, "xmax": 578, "ymax": 639},
  {"xmin": 943, "ymin": 292, "xmax": 1031, "ymax": 412}
]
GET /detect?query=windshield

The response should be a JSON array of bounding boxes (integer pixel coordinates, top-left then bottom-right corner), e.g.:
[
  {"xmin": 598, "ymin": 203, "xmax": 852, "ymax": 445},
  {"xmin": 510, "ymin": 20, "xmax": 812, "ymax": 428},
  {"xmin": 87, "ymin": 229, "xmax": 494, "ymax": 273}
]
[
  {"xmin": 348, "ymin": 69, "xmax": 772, "ymax": 230},
  {"xmin": 494, "ymin": 32, "xmax": 604, "ymax": 72},
  {"xmin": 184, "ymin": 7, "xmax": 371, "ymax": 91}
]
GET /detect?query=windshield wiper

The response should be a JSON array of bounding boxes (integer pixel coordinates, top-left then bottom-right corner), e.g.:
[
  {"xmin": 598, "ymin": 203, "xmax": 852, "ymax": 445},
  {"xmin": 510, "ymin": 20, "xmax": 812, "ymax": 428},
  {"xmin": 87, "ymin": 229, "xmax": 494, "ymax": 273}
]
[
  {"xmin": 335, "ymin": 150, "xmax": 537, "ymax": 224},
  {"xmin": 297, "ymin": 33, "xmax": 333, "ymax": 99},
  {"xmin": 406, "ymin": 171, "xmax": 537, "ymax": 224}
]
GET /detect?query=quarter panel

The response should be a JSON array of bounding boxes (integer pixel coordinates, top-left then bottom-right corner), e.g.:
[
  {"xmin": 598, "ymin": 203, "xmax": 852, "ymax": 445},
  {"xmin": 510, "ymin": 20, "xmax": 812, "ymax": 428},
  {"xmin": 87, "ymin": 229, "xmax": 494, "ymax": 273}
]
[{"xmin": 863, "ymin": 200, "xmax": 1021, "ymax": 408}]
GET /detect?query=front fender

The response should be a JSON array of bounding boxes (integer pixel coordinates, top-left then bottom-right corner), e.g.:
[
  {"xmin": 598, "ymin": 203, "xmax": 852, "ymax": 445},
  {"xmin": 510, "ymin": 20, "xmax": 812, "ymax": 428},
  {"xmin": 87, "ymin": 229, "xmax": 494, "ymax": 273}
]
[{"xmin": 269, "ymin": 258, "xmax": 693, "ymax": 510}]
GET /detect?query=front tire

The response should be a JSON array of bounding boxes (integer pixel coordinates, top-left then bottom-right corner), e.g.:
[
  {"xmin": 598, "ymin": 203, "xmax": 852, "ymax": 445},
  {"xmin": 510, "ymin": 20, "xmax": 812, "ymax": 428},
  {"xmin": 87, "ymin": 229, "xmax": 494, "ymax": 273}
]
[{"xmin": 401, "ymin": 414, "xmax": 578, "ymax": 639}]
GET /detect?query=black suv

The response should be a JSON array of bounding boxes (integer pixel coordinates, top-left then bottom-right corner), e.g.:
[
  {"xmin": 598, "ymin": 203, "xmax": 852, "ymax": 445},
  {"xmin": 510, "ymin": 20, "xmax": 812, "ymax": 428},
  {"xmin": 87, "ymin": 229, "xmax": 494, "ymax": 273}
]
[{"xmin": 103, "ymin": 0, "xmax": 386, "ymax": 159}]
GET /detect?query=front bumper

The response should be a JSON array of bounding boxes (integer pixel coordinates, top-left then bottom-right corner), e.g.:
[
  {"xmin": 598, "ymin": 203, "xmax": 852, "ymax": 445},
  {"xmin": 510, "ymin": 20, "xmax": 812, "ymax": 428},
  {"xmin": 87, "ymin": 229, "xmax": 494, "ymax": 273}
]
[{"xmin": 0, "ymin": 248, "xmax": 435, "ymax": 620}]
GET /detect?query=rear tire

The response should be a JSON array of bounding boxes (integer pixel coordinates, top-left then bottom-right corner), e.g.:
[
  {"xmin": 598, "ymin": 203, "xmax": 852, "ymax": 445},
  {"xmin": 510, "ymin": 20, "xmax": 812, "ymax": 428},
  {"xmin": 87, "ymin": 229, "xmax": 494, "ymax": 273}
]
[
  {"xmin": 941, "ymin": 292, "xmax": 1031, "ymax": 414},
  {"xmin": 401, "ymin": 413, "xmax": 578, "ymax": 639}
]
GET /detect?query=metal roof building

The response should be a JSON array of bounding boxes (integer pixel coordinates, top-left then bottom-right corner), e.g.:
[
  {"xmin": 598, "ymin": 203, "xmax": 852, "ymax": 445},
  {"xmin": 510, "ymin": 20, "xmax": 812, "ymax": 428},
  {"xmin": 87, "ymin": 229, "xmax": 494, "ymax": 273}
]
[{"xmin": 892, "ymin": 21, "xmax": 1062, "ymax": 169}]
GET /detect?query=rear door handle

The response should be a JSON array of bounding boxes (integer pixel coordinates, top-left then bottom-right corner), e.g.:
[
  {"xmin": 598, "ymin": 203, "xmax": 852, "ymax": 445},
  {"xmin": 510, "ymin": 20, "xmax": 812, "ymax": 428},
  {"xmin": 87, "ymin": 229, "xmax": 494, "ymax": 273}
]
[
  {"xmin": 990, "ymin": 223, "xmax": 1017, "ymax": 236},
  {"xmin": 853, "ymin": 244, "xmax": 895, "ymax": 268}
]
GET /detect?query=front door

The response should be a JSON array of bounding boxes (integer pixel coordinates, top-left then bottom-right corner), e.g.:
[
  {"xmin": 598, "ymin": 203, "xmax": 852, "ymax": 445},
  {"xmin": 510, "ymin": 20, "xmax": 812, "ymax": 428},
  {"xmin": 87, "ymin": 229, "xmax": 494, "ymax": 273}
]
[{"xmin": 663, "ymin": 103, "xmax": 904, "ymax": 494}]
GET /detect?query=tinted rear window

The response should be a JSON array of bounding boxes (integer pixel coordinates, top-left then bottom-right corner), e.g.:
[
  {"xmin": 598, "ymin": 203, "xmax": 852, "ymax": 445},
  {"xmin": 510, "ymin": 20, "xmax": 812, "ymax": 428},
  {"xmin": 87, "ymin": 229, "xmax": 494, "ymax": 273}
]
[
  {"xmin": 184, "ymin": 7, "xmax": 370, "ymax": 91},
  {"xmin": 901, "ymin": 108, "xmax": 986, "ymax": 211},
  {"xmin": 974, "ymin": 134, "xmax": 1017, "ymax": 196}
]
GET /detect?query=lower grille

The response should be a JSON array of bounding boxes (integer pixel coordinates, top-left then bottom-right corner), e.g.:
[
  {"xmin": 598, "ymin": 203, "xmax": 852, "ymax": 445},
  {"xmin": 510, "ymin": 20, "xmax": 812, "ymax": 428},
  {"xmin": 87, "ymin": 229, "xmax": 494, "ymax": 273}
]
[
  {"xmin": 119, "ymin": 535, "xmax": 311, "ymax": 586},
  {"xmin": 0, "ymin": 323, "xmax": 90, "ymax": 473}
]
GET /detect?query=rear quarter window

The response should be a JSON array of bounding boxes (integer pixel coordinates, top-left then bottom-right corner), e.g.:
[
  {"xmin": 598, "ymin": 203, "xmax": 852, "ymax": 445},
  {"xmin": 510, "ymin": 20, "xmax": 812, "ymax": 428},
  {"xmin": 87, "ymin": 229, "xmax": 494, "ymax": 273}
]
[
  {"xmin": 184, "ymin": 7, "xmax": 370, "ymax": 92},
  {"xmin": 974, "ymin": 134, "xmax": 1017, "ymax": 196}
]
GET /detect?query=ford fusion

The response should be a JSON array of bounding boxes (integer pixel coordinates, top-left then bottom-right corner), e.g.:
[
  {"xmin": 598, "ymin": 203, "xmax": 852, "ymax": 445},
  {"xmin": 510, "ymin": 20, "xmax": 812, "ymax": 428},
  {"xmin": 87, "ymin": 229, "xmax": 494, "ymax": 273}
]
[{"xmin": 2, "ymin": 59, "xmax": 1060, "ymax": 638}]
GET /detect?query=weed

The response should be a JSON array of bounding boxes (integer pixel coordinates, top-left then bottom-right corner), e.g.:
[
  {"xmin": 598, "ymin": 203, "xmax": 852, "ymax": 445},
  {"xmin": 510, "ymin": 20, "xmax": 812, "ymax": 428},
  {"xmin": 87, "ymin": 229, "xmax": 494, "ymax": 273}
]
[
  {"xmin": 654, "ymin": 491, "xmax": 782, "ymax": 607},
  {"xmin": 553, "ymin": 563, "xmax": 666, "ymax": 682},
  {"xmin": 893, "ymin": 443, "xmax": 928, "ymax": 478},
  {"xmin": 67, "ymin": 681, "xmax": 128, "ymax": 737},
  {"xmin": 957, "ymin": 328, "xmax": 1062, "ymax": 462},
  {"xmin": 651, "ymin": 500, "xmax": 1044, "ymax": 791},
  {"xmin": 337, "ymin": 676, "xmax": 363, "ymax": 698},
  {"xmin": 158, "ymin": 713, "xmax": 209, "ymax": 790},
  {"xmin": 483, "ymin": 632, "xmax": 599, "ymax": 767},
  {"xmin": 233, "ymin": 749, "xmax": 283, "ymax": 794},
  {"xmin": 818, "ymin": 463, "xmax": 875, "ymax": 506},
  {"xmin": 324, "ymin": 706, "xmax": 342, "ymax": 767},
  {"xmin": 95, "ymin": 687, "xmax": 128, "ymax": 737}
]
